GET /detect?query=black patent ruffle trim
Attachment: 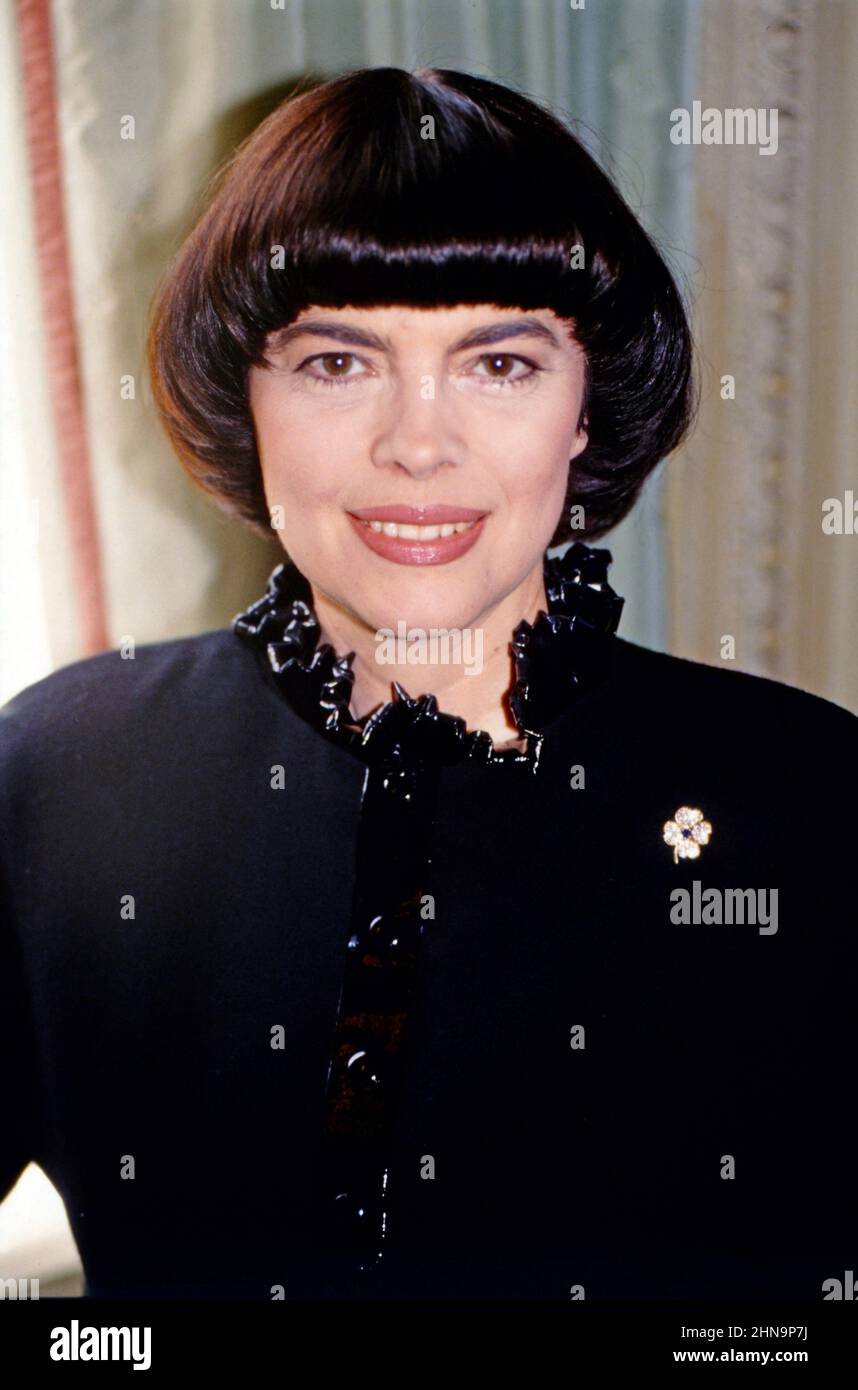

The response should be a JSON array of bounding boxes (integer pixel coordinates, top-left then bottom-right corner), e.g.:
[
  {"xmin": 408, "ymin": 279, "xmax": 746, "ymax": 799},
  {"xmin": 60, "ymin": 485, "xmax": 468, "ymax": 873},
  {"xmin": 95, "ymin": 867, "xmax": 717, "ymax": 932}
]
[{"xmin": 232, "ymin": 541, "xmax": 624, "ymax": 772}]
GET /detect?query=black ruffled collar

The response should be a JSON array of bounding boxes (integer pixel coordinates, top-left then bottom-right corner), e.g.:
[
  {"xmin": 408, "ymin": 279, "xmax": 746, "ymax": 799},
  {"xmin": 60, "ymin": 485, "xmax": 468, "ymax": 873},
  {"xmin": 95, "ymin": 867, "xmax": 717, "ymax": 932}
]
[{"xmin": 233, "ymin": 541, "xmax": 624, "ymax": 773}]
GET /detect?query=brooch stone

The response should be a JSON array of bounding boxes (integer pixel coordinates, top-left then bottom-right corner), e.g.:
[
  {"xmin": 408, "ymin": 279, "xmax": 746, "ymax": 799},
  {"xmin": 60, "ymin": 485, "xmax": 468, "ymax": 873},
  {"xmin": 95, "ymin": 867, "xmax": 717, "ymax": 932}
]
[{"xmin": 663, "ymin": 806, "xmax": 713, "ymax": 864}]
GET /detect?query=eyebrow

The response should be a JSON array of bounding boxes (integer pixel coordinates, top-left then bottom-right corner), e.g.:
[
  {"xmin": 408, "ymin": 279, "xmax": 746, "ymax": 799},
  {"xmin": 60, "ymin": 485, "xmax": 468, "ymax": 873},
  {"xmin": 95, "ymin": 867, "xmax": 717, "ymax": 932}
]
[{"xmin": 265, "ymin": 315, "xmax": 564, "ymax": 355}]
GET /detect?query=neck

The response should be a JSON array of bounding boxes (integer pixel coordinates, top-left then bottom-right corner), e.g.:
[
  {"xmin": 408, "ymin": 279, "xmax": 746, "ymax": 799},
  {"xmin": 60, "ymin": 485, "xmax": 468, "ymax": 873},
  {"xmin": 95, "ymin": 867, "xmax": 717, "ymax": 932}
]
[{"xmin": 310, "ymin": 566, "xmax": 549, "ymax": 749}]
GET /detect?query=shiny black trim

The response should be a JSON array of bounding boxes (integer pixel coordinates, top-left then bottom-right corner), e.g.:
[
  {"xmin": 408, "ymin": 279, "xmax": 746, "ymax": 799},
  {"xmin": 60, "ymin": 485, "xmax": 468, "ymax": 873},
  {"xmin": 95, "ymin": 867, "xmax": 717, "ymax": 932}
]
[{"xmin": 233, "ymin": 541, "xmax": 624, "ymax": 773}]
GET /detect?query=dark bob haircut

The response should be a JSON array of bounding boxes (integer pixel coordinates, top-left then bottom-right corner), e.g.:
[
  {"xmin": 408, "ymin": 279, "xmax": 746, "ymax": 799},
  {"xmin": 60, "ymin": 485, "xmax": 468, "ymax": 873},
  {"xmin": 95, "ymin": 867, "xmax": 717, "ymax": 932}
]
[{"xmin": 147, "ymin": 65, "xmax": 696, "ymax": 547}]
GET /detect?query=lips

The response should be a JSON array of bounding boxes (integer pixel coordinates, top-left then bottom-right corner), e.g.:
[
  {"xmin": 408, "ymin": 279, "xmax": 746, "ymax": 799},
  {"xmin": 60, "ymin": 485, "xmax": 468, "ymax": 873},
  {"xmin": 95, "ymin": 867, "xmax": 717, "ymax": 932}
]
[{"xmin": 347, "ymin": 505, "xmax": 489, "ymax": 567}]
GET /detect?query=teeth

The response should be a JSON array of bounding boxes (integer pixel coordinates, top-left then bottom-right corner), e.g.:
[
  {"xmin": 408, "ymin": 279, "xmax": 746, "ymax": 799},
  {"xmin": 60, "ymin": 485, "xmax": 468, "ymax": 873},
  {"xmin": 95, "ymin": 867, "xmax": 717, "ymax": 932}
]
[{"xmin": 366, "ymin": 519, "xmax": 477, "ymax": 539}]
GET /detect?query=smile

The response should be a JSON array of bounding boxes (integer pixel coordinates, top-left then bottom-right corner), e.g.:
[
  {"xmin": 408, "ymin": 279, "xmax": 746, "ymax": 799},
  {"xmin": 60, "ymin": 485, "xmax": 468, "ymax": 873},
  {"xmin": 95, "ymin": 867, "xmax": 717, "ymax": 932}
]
[{"xmin": 346, "ymin": 508, "xmax": 489, "ymax": 566}]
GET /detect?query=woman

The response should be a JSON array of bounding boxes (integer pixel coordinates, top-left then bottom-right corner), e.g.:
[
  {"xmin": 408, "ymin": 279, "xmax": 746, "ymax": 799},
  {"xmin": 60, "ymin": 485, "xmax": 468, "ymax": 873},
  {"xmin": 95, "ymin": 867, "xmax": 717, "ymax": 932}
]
[{"xmin": 1, "ymin": 66, "xmax": 855, "ymax": 1301}]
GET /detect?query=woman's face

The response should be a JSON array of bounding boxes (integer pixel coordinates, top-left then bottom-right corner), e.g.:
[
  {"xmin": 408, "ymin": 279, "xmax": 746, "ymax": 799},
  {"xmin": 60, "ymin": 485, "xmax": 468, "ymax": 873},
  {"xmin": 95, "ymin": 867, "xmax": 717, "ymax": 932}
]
[{"xmin": 247, "ymin": 303, "xmax": 588, "ymax": 635}]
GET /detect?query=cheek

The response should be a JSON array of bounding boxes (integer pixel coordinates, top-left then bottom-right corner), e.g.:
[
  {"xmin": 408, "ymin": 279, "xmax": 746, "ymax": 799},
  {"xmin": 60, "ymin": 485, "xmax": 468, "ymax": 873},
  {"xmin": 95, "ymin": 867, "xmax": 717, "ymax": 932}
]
[
  {"xmin": 485, "ymin": 374, "xmax": 583, "ymax": 485},
  {"xmin": 250, "ymin": 384, "xmax": 345, "ymax": 512},
  {"xmin": 495, "ymin": 415, "xmax": 578, "ymax": 505}
]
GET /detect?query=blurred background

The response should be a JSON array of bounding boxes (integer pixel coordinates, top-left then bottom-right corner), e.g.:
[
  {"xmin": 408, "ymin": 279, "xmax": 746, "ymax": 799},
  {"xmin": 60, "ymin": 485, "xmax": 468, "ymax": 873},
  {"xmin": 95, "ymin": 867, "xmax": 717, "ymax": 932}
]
[{"xmin": 1, "ymin": 0, "xmax": 856, "ymax": 1296}]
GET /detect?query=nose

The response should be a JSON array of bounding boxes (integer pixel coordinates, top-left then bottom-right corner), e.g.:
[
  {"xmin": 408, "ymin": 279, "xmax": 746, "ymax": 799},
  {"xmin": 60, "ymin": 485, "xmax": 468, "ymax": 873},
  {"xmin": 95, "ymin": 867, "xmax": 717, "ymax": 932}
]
[{"xmin": 370, "ymin": 374, "xmax": 463, "ymax": 480}]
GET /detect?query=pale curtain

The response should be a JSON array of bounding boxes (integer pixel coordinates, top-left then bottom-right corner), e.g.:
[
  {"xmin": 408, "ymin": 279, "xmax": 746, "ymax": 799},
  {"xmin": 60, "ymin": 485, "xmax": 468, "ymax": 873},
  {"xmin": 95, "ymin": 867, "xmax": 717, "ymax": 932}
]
[
  {"xmin": 0, "ymin": 0, "xmax": 68, "ymax": 703},
  {"xmin": 666, "ymin": 0, "xmax": 858, "ymax": 712}
]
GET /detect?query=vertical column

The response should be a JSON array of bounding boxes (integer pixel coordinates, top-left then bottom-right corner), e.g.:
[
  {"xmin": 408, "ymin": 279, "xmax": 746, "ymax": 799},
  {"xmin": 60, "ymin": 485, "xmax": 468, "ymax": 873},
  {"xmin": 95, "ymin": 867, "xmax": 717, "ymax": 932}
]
[{"xmin": 311, "ymin": 753, "xmax": 441, "ymax": 1276}]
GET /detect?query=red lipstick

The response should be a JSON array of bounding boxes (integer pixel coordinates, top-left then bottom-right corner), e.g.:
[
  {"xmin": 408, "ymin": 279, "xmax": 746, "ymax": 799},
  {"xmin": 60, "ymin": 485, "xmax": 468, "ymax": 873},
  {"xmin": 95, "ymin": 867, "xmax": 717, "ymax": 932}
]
[{"xmin": 346, "ymin": 505, "xmax": 490, "ymax": 566}]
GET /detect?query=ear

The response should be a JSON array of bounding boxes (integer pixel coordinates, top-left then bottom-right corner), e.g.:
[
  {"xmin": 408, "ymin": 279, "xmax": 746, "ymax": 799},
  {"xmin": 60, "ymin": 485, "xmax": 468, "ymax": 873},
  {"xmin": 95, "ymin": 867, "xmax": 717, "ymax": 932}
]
[{"xmin": 570, "ymin": 422, "xmax": 588, "ymax": 461}]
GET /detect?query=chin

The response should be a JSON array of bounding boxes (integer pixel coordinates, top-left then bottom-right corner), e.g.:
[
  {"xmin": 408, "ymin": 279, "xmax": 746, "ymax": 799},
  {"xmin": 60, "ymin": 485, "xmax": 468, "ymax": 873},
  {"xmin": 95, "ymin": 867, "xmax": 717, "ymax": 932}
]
[
  {"xmin": 356, "ymin": 597, "xmax": 474, "ymax": 643},
  {"xmin": 364, "ymin": 575, "xmax": 491, "ymax": 634}
]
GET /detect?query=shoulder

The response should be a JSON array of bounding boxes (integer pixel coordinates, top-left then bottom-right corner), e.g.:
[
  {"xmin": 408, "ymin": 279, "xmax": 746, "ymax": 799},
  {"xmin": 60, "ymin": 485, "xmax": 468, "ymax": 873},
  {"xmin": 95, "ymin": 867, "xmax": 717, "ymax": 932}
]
[
  {"xmin": 580, "ymin": 638, "xmax": 857, "ymax": 886},
  {"xmin": 610, "ymin": 636, "xmax": 858, "ymax": 745},
  {"xmin": 0, "ymin": 627, "xmax": 266, "ymax": 789},
  {"xmin": 1, "ymin": 626, "xmax": 247, "ymax": 729},
  {"xmin": 590, "ymin": 636, "xmax": 858, "ymax": 813}
]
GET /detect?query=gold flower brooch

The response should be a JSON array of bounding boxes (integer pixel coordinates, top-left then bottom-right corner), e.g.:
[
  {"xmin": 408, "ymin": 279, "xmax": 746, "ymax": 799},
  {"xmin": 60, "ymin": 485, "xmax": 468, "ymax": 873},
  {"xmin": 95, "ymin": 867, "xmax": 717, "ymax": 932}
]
[{"xmin": 663, "ymin": 805, "xmax": 713, "ymax": 864}]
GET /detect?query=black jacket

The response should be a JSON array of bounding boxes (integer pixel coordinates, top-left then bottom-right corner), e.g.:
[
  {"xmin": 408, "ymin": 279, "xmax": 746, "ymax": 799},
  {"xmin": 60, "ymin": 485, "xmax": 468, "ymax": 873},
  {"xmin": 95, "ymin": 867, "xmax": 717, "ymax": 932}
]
[{"xmin": 1, "ymin": 544, "xmax": 855, "ymax": 1300}]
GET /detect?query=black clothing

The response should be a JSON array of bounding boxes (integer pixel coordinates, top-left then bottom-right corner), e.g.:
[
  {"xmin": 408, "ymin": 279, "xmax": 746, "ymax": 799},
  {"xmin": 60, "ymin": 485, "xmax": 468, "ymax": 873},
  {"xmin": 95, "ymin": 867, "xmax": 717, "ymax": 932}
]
[
  {"xmin": 233, "ymin": 543, "xmax": 625, "ymax": 1279},
  {"xmin": 1, "ymin": 544, "xmax": 855, "ymax": 1300}
]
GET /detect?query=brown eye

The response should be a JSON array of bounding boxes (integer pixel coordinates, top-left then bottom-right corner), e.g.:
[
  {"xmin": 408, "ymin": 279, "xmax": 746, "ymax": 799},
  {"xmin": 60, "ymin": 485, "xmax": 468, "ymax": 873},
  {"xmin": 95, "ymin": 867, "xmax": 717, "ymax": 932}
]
[
  {"xmin": 319, "ymin": 353, "xmax": 354, "ymax": 376},
  {"xmin": 473, "ymin": 353, "xmax": 540, "ymax": 385},
  {"xmin": 485, "ymin": 354, "xmax": 514, "ymax": 376},
  {"xmin": 297, "ymin": 352, "xmax": 369, "ymax": 387}
]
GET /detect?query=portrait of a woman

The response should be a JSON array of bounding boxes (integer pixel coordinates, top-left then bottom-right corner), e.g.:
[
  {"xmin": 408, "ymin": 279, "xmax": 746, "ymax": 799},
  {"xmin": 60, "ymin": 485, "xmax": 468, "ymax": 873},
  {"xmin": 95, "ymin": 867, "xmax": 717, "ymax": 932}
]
[{"xmin": 1, "ymin": 62, "xmax": 855, "ymax": 1304}]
